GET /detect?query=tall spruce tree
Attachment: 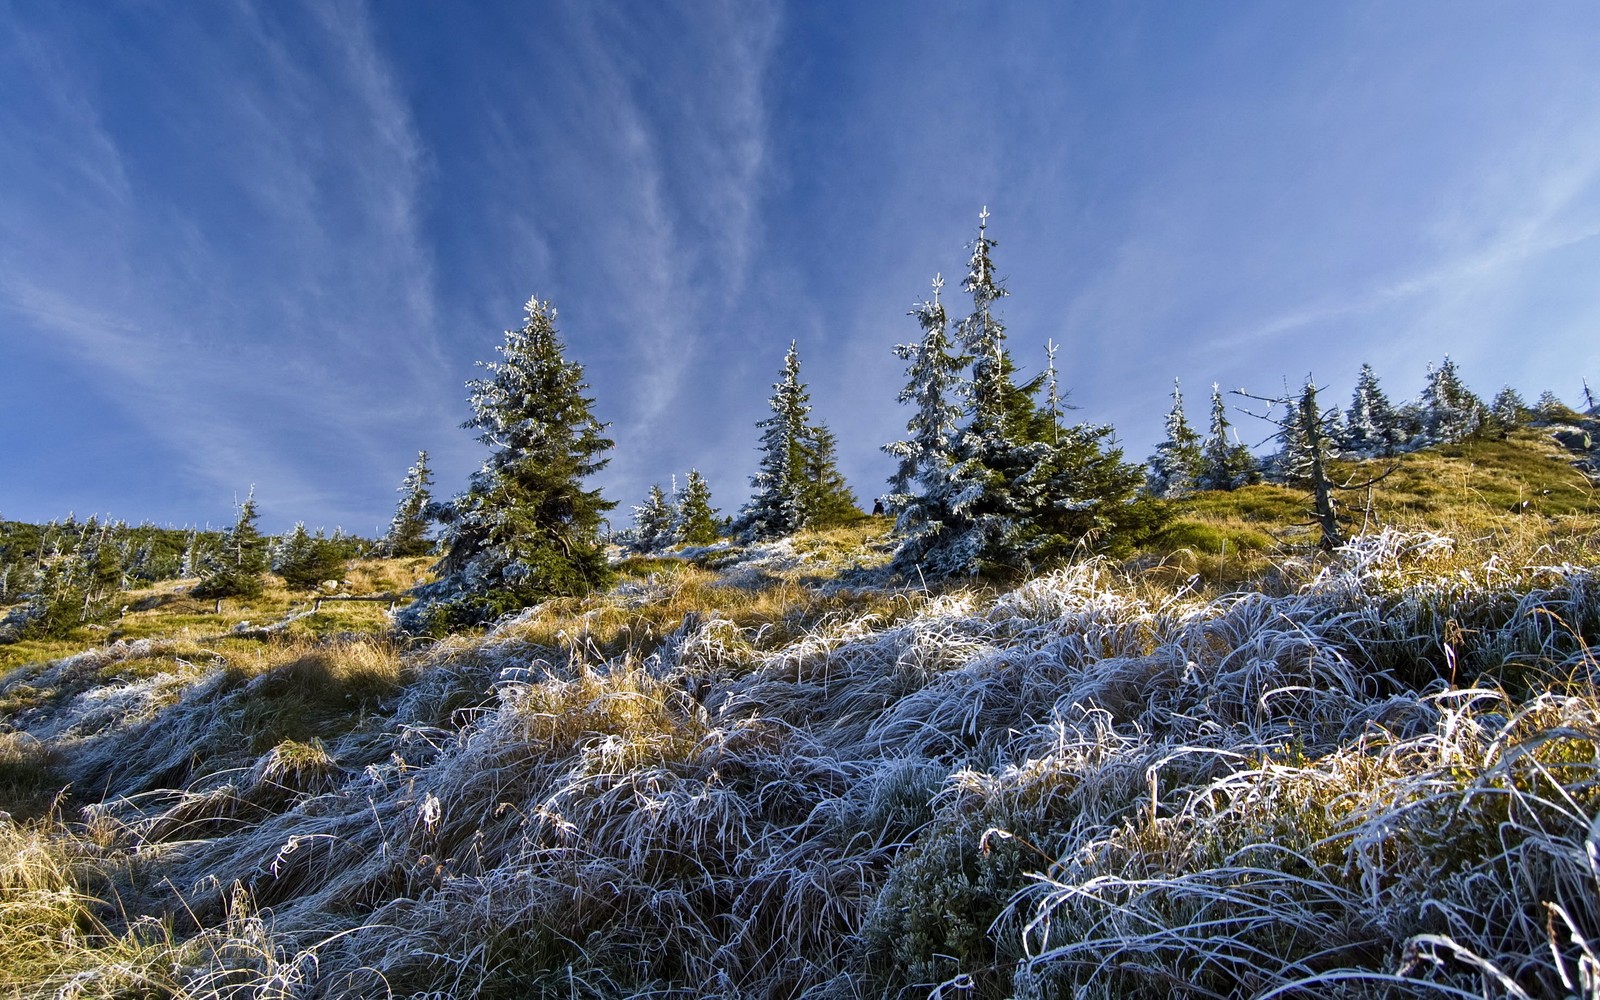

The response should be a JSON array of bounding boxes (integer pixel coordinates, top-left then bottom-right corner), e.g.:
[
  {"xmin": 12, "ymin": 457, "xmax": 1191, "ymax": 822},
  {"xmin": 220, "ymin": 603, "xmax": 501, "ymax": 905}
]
[
  {"xmin": 194, "ymin": 489, "xmax": 268, "ymax": 599},
  {"xmin": 673, "ymin": 469, "xmax": 721, "ymax": 546},
  {"xmin": 403, "ymin": 296, "xmax": 615, "ymax": 631},
  {"xmin": 915, "ymin": 208, "xmax": 1031, "ymax": 574},
  {"xmin": 1343, "ymin": 363, "xmax": 1404, "ymax": 456},
  {"xmin": 737, "ymin": 342, "xmax": 858, "ymax": 540},
  {"xmin": 1146, "ymin": 378, "xmax": 1204, "ymax": 498},
  {"xmin": 1198, "ymin": 383, "xmax": 1259, "ymax": 490},
  {"xmin": 887, "ymin": 210, "xmax": 1160, "ymax": 576},
  {"xmin": 382, "ymin": 451, "xmax": 435, "ymax": 557},
  {"xmin": 883, "ymin": 275, "xmax": 967, "ymax": 558},
  {"xmin": 631, "ymin": 483, "xmax": 676, "ymax": 552},
  {"xmin": 1418, "ymin": 355, "xmax": 1483, "ymax": 444}
]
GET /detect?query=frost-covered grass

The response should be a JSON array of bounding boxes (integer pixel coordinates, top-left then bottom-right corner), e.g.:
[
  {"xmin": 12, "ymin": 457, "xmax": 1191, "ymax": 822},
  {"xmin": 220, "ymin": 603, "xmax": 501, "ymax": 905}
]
[{"xmin": 3, "ymin": 489, "xmax": 1600, "ymax": 996}]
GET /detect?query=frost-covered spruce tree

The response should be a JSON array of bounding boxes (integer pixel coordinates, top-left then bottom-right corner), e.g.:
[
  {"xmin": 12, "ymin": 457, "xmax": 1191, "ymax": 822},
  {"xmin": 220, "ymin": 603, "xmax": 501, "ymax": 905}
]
[
  {"xmin": 1490, "ymin": 386, "xmax": 1529, "ymax": 437},
  {"xmin": 1343, "ymin": 363, "xmax": 1404, "ymax": 456},
  {"xmin": 402, "ymin": 296, "xmax": 614, "ymax": 632},
  {"xmin": 194, "ymin": 490, "xmax": 268, "ymax": 599},
  {"xmin": 1198, "ymin": 382, "xmax": 1258, "ymax": 491},
  {"xmin": 1146, "ymin": 378, "xmax": 1204, "ymax": 498},
  {"xmin": 381, "ymin": 451, "xmax": 435, "ymax": 557},
  {"xmin": 1535, "ymin": 389, "xmax": 1578, "ymax": 423},
  {"xmin": 883, "ymin": 275, "xmax": 967, "ymax": 562},
  {"xmin": 888, "ymin": 210, "xmax": 1160, "ymax": 575},
  {"xmin": 673, "ymin": 469, "xmax": 720, "ymax": 546},
  {"xmin": 631, "ymin": 483, "xmax": 676, "ymax": 553},
  {"xmin": 736, "ymin": 341, "xmax": 858, "ymax": 540},
  {"xmin": 926, "ymin": 207, "xmax": 1033, "ymax": 574},
  {"xmin": 1418, "ymin": 355, "xmax": 1484, "ymax": 444}
]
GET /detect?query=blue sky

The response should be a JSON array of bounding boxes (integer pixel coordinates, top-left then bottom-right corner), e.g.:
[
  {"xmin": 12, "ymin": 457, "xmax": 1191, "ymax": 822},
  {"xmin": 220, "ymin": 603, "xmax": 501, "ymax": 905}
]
[{"xmin": 5, "ymin": 1, "xmax": 1600, "ymax": 534}]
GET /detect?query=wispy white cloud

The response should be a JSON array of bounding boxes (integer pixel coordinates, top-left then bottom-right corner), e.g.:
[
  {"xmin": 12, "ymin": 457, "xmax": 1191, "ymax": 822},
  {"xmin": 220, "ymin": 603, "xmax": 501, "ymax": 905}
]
[{"xmin": 0, "ymin": 0, "xmax": 451, "ymax": 528}]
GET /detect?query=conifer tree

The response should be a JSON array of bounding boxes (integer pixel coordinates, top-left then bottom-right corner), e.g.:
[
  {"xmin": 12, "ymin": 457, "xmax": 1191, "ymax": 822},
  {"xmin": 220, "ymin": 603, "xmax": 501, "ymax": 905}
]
[
  {"xmin": 273, "ymin": 523, "xmax": 346, "ymax": 590},
  {"xmin": 382, "ymin": 451, "xmax": 436, "ymax": 557},
  {"xmin": 1536, "ymin": 390, "xmax": 1576, "ymax": 423},
  {"xmin": 1490, "ymin": 386, "xmax": 1529, "ymax": 437},
  {"xmin": 1292, "ymin": 379, "xmax": 1345, "ymax": 552},
  {"xmin": 1239, "ymin": 378, "xmax": 1349, "ymax": 552},
  {"xmin": 906, "ymin": 208, "xmax": 1032, "ymax": 574},
  {"xmin": 194, "ymin": 490, "xmax": 268, "ymax": 599},
  {"xmin": 0, "ymin": 520, "xmax": 123, "ymax": 642},
  {"xmin": 1198, "ymin": 383, "xmax": 1259, "ymax": 491},
  {"xmin": 886, "ymin": 210, "xmax": 1161, "ymax": 576},
  {"xmin": 180, "ymin": 530, "xmax": 201, "ymax": 579},
  {"xmin": 883, "ymin": 275, "xmax": 966, "ymax": 555},
  {"xmin": 1418, "ymin": 355, "xmax": 1483, "ymax": 444},
  {"xmin": 631, "ymin": 483, "xmax": 676, "ymax": 552},
  {"xmin": 1146, "ymin": 378, "xmax": 1204, "ymax": 498},
  {"xmin": 673, "ymin": 469, "xmax": 720, "ymax": 546},
  {"xmin": 403, "ymin": 296, "xmax": 615, "ymax": 631},
  {"xmin": 799, "ymin": 423, "xmax": 861, "ymax": 527},
  {"xmin": 737, "ymin": 342, "xmax": 858, "ymax": 540},
  {"xmin": 1343, "ymin": 363, "xmax": 1404, "ymax": 456}
]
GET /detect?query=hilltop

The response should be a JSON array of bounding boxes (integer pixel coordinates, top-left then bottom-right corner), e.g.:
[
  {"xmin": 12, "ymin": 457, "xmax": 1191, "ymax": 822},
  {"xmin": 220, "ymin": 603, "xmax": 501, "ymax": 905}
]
[{"xmin": 1, "ymin": 426, "xmax": 1598, "ymax": 998}]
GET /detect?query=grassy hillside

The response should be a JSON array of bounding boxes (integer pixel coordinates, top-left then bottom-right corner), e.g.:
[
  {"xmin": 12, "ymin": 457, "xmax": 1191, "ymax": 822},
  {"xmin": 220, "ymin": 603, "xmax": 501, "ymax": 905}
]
[{"xmin": 1, "ymin": 430, "xmax": 1598, "ymax": 998}]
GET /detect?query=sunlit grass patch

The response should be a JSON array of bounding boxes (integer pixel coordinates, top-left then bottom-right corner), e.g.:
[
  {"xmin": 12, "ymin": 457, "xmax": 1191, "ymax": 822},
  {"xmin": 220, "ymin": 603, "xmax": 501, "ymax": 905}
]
[
  {"xmin": 0, "ymin": 733, "xmax": 67, "ymax": 819},
  {"xmin": 221, "ymin": 635, "xmax": 406, "ymax": 751}
]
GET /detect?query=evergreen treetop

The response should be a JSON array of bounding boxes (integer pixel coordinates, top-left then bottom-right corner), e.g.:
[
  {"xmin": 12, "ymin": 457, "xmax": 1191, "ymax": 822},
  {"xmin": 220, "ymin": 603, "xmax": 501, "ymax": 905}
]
[
  {"xmin": 885, "ymin": 210, "xmax": 1164, "ymax": 577},
  {"xmin": 673, "ymin": 469, "xmax": 721, "ymax": 547},
  {"xmin": 403, "ymin": 296, "xmax": 615, "ymax": 632},
  {"xmin": 631, "ymin": 483, "xmax": 676, "ymax": 553},
  {"xmin": 883, "ymin": 275, "xmax": 967, "ymax": 550},
  {"xmin": 382, "ymin": 451, "xmax": 435, "ymax": 558},
  {"xmin": 194, "ymin": 489, "xmax": 268, "ymax": 599},
  {"xmin": 1418, "ymin": 355, "xmax": 1484, "ymax": 444},
  {"xmin": 1198, "ymin": 382, "xmax": 1259, "ymax": 491},
  {"xmin": 737, "ymin": 341, "xmax": 858, "ymax": 541},
  {"xmin": 1490, "ymin": 386, "xmax": 1529, "ymax": 436},
  {"xmin": 1343, "ymin": 363, "xmax": 1404, "ymax": 456},
  {"xmin": 1146, "ymin": 378, "xmax": 1204, "ymax": 499}
]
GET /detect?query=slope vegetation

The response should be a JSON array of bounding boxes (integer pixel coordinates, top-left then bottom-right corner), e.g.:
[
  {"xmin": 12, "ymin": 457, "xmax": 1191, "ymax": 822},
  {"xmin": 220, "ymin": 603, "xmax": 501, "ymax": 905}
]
[{"xmin": 1, "ymin": 437, "xmax": 1599, "ymax": 999}]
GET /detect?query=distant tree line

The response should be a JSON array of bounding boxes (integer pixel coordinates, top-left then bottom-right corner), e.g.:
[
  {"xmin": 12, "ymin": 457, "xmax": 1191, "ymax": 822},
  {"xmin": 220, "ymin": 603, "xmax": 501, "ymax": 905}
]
[{"xmin": 13, "ymin": 209, "xmax": 1593, "ymax": 640}]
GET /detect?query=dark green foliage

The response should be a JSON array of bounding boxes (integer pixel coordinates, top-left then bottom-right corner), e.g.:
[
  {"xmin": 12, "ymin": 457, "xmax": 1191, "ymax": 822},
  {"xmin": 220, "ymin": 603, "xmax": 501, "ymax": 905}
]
[
  {"xmin": 1010, "ymin": 424, "xmax": 1170, "ymax": 565},
  {"xmin": 674, "ymin": 469, "xmax": 720, "ymax": 546},
  {"xmin": 888, "ymin": 210, "xmax": 1165, "ymax": 577},
  {"xmin": 1198, "ymin": 382, "xmax": 1260, "ymax": 490},
  {"xmin": 0, "ymin": 517, "xmax": 125, "ymax": 642},
  {"xmin": 402, "ymin": 296, "xmax": 615, "ymax": 632},
  {"xmin": 1, "ymin": 517, "xmax": 214, "ymax": 593},
  {"xmin": 382, "ymin": 451, "xmax": 436, "ymax": 557},
  {"xmin": 737, "ymin": 341, "xmax": 860, "ymax": 540},
  {"xmin": 193, "ymin": 491, "xmax": 269, "ymax": 599},
  {"xmin": 1146, "ymin": 378, "xmax": 1204, "ymax": 498},
  {"xmin": 272, "ymin": 523, "xmax": 348, "ymax": 591}
]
